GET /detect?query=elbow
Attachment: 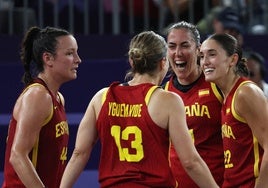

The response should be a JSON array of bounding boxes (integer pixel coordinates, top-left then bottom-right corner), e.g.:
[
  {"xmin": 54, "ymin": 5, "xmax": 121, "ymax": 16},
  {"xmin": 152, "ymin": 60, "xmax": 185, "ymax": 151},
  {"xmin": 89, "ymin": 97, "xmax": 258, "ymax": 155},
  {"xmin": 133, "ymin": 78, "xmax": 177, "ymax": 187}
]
[
  {"xmin": 9, "ymin": 148, "xmax": 20, "ymax": 167},
  {"xmin": 70, "ymin": 148, "xmax": 90, "ymax": 162},
  {"xmin": 180, "ymin": 156, "xmax": 200, "ymax": 172}
]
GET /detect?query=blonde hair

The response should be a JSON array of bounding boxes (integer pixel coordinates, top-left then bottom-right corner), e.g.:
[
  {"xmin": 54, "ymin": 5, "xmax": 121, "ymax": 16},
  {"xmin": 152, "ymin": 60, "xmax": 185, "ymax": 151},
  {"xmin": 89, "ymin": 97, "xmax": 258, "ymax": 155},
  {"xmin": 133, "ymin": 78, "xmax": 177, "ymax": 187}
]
[{"xmin": 125, "ymin": 31, "xmax": 167, "ymax": 80}]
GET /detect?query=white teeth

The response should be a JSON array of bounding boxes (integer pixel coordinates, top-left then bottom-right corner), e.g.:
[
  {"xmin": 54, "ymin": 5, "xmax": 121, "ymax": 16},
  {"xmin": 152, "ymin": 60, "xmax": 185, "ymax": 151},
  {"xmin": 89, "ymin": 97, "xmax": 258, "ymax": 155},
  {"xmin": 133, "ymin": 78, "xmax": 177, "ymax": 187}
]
[
  {"xmin": 175, "ymin": 61, "xmax": 185, "ymax": 64},
  {"xmin": 204, "ymin": 68, "xmax": 214, "ymax": 73},
  {"xmin": 174, "ymin": 61, "xmax": 187, "ymax": 68}
]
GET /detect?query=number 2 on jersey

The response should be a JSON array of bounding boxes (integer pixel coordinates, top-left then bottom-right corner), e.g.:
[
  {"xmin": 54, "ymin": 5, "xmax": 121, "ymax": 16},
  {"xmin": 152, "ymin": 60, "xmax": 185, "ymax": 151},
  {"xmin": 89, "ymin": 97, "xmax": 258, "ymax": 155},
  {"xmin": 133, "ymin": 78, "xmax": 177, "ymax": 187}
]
[{"xmin": 111, "ymin": 125, "xmax": 144, "ymax": 162}]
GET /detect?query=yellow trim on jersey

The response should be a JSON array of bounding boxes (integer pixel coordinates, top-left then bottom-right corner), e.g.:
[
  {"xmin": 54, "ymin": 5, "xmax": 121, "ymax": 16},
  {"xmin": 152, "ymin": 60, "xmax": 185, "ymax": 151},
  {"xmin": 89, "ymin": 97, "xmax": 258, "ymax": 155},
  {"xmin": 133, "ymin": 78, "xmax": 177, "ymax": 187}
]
[
  {"xmin": 101, "ymin": 88, "xmax": 109, "ymax": 105},
  {"xmin": 21, "ymin": 83, "xmax": 43, "ymax": 95},
  {"xmin": 231, "ymin": 80, "xmax": 261, "ymax": 179},
  {"xmin": 31, "ymin": 137, "xmax": 39, "ymax": 168},
  {"xmin": 145, "ymin": 86, "xmax": 159, "ymax": 105},
  {"xmin": 211, "ymin": 82, "xmax": 223, "ymax": 103},
  {"xmin": 168, "ymin": 139, "xmax": 172, "ymax": 167},
  {"xmin": 253, "ymin": 136, "xmax": 260, "ymax": 177},
  {"xmin": 57, "ymin": 92, "xmax": 64, "ymax": 105},
  {"xmin": 164, "ymin": 81, "xmax": 169, "ymax": 91},
  {"xmin": 43, "ymin": 106, "xmax": 53, "ymax": 126},
  {"xmin": 231, "ymin": 81, "xmax": 252, "ymax": 123},
  {"xmin": 101, "ymin": 85, "xmax": 159, "ymax": 106}
]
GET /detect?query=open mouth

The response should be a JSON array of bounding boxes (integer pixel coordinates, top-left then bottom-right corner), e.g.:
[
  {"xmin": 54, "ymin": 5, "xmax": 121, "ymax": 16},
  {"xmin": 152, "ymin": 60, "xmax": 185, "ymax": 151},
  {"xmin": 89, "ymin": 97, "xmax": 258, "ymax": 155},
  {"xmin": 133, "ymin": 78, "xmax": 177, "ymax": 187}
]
[{"xmin": 175, "ymin": 61, "xmax": 187, "ymax": 68}]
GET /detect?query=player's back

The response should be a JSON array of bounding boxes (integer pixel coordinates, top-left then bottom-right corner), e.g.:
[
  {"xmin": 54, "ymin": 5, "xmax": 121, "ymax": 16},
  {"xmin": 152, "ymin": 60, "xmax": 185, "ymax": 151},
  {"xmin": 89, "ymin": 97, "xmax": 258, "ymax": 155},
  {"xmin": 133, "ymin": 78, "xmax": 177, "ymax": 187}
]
[{"xmin": 96, "ymin": 82, "xmax": 177, "ymax": 188}]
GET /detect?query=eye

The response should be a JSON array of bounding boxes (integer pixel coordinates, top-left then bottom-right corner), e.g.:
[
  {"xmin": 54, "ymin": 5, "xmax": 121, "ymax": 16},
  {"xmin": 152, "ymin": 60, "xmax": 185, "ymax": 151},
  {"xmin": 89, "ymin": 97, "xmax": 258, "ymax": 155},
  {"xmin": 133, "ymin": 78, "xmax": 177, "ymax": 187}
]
[
  {"xmin": 209, "ymin": 52, "xmax": 216, "ymax": 56},
  {"xmin": 66, "ymin": 51, "xmax": 74, "ymax": 56},
  {"xmin": 181, "ymin": 44, "xmax": 190, "ymax": 48},
  {"xmin": 168, "ymin": 44, "xmax": 175, "ymax": 49},
  {"xmin": 198, "ymin": 52, "xmax": 204, "ymax": 59}
]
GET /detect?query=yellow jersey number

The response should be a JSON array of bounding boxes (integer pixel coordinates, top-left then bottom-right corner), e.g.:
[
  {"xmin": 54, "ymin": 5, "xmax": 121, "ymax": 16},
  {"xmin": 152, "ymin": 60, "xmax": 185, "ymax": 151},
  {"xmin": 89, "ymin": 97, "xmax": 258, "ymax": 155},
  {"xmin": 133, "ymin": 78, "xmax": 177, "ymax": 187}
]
[
  {"xmin": 224, "ymin": 150, "xmax": 234, "ymax": 168},
  {"xmin": 60, "ymin": 146, "xmax": 68, "ymax": 164},
  {"xmin": 111, "ymin": 125, "xmax": 144, "ymax": 162}
]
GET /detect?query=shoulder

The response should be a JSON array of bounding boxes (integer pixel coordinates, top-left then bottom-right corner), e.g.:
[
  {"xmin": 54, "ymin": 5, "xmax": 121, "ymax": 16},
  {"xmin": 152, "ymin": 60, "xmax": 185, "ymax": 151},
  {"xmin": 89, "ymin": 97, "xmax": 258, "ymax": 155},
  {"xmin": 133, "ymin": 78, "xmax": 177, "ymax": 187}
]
[
  {"xmin": 23, "ymin": 83, "xmax": 51, "ymax": 103},
  {"xmin": 235, "ymin": 81, "xmax": 263, "ymax": 100},
  {"xmin": 91, "ymin": 87, "xmax": 109, "ymax": 105},
  {"xmin": 148, "ymin": 88, "xmax": 186, "ymax": 129},
  {"xmin": 234, "ymin": 81, "xmax": 266, "ymax": 115},
  {"xmin": 152, "ymin": 88, "xmax": 184, "ymax": 107},
  {"xmin": 13, "ymin": 83, "xmax": 53, "ymax": 121},
  {"xmin": 19, "ymin": 84, "xmax": 53, "ymax": 117}
]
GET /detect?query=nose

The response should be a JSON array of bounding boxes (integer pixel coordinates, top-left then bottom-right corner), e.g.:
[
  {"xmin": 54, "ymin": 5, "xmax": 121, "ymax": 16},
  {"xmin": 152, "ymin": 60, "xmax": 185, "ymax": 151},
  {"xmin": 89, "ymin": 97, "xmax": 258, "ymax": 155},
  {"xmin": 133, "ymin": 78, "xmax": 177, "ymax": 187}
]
[
  {"xmin": 175, "ymin": 46, "xmax": 183, "ymax": 57},
  {"xmin": 75, "ymin": 53, "xmax": 82, "ymax": 64},
  {"xmin": 200, "ymin": 55, "xmax": 209, "ymax": 66}
]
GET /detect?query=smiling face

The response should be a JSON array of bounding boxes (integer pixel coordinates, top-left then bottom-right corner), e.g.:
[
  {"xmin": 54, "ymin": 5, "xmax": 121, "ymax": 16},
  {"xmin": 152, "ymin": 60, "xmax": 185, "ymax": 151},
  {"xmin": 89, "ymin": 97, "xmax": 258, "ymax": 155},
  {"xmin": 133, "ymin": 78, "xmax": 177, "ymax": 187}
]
[
  {"xmin": 199, "ymin": 39, "xmax": 234, "ymax": 85},
  {"xmin": 167, "ymin": 28, "xmax": 200, "ymax": 85}
]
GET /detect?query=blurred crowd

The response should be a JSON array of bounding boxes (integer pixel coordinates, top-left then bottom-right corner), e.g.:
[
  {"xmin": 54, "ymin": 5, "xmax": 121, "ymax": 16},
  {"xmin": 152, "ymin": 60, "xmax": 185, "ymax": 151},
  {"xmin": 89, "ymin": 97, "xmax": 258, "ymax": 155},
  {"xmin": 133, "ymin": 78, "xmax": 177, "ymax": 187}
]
[
  {"xmin": 1, "ymin": 0, "xmax": 268, "ymax": 84},
  {"xmin": 0, "ymin": 0, "xmax": 267, "ymax": 36}
]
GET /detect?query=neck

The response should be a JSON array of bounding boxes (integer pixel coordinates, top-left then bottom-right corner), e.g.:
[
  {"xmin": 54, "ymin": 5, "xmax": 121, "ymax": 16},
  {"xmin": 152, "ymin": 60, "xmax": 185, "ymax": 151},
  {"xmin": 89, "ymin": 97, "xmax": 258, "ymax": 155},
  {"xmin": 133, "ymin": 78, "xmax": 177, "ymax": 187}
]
[
  {"xmin": 38, "ymin": 74, "xmax": 59, "ymax": 97},
  {"xmin": 128, "ymin": 74, "xmax": 160, "ymax": 86},
  {"xmin": 220, "ymin": 75, "xmax": 240, "ymax": 98},
  {"xmin": 177, "ymin": 67, "xmax": 202, "ymax": 85}
]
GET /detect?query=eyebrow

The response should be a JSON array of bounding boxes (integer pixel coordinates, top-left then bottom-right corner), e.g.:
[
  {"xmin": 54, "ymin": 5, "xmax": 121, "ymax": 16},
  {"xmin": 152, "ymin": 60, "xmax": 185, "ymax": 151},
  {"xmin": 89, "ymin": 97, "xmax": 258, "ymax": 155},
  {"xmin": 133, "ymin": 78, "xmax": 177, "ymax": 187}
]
[
  {"xmin": 204, "ymin": 49, "xmax": 217, "ymax": 53},
  {"xmin": 168, "ymin": 41, "xmax": 190, "ymax": 46}
]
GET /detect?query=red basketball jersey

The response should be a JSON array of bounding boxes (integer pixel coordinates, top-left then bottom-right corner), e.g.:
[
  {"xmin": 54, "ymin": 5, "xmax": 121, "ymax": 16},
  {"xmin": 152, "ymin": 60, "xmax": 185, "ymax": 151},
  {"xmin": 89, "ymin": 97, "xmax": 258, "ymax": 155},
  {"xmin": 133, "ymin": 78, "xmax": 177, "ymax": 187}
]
[
  {"xmin": 165, "ymin": 74, "xmax": 224, "ymax": 187},
  {"xmin": 97, "ymin": 82, "xmax": 177, "ymax": 188},
  {"xmin": 2, "ymin": 78, "xmax": 69, "ymax": 188},
  {"xmin": 221, "ymin": 77, "xmax": 263, "ymax": 188}
]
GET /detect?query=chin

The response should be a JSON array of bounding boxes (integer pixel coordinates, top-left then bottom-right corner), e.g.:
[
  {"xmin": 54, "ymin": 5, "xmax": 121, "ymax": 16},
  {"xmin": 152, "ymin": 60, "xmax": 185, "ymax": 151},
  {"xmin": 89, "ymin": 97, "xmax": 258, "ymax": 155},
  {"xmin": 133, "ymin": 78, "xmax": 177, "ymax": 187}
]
[
  {"xmin": 204, "ymin": 75, "xmax": 214, "ymax": 82},
  {"xmin": 66, "ymin": 76, "xmax": 77, "ymax": 82},
  {"xmin": 72, "ymin": 74, "xmax": 78, "ymax": 79}
]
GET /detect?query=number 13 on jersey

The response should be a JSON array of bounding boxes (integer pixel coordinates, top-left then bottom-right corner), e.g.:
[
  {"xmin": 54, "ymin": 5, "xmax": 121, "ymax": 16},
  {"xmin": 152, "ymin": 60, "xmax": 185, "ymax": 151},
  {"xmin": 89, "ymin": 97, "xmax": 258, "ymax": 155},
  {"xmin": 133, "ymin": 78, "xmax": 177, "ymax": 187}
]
[{"xmin": 111, "ymin": 125, "xmax": 144, "ymax": 162}]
